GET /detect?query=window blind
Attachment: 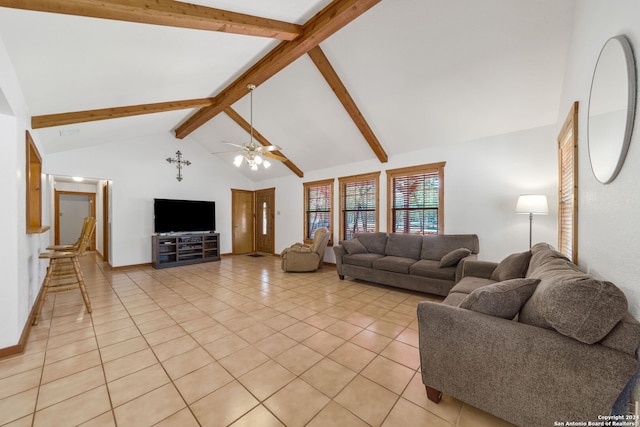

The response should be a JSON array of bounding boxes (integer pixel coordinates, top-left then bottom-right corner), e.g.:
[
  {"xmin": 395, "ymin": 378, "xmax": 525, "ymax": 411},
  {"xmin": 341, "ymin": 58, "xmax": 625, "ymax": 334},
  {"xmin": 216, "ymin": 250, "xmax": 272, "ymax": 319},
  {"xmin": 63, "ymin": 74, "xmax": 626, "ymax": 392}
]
[
  {"xmin": 305, "ymin": 182, "xmax": 332, "ymax": 240},
  {"xmin": 391, "ymin": 172, "xmax": 440, "ymax": 234},
  {"xmin": 341, "ymin": 176, "xmax": 377, "ymax": 240}
]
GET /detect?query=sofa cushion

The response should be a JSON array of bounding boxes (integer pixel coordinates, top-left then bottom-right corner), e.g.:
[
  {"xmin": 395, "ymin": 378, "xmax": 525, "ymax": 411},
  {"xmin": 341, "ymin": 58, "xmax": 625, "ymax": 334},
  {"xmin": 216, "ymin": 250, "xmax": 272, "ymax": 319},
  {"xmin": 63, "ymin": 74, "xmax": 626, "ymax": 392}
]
[
  {"xmin": 526, "ymin": 243, "xmax": 574, "ymax": 277},
  {"xmin": 343, "ymin": 253, "xmax": 385, "ymax": 268},
  {"xmin": 353, "ymin": 232, "xmax": 388, "ymax": 255},
  {"xmin": 450, "ymin": 276, "xmax": 496, "ymax": 294},
  {"xmin": 384, "ymin": 233, "xmax": 423, "ymax": 259},
  {"xmin": 442, "ymin": 292, "xmax": 468, "ymax": 307},
  {"xmin": 519, "ymin": 260, "xmax": 629, "ymax": 344},
  {"xmin": 342, "ymin": 238, "xmax": 368, "ymax": 254},
  {"xmin": 373, "ymin": 256, "xmax": 417, "ymax": 274},
  {"xmin": 439, "ymin": 248, "xmax": 471, "ymax": 267},
  {"xmin": 459, "ymin": 278, "xmax": 540, "ymax": 319},
  {"xmin": 600, "ymin": 313, "xmax": 640, "ymax": 355},
  {"xmin": 410, "ymin": 259, "xmax": 456, "ymax": 281},
  {"xmin": 421, "ymin": 234, "xmax": 479, "ymax": 261},
  {"xmin": 491, "ymin": 251, "xmax": 532, "ymax": 281}
]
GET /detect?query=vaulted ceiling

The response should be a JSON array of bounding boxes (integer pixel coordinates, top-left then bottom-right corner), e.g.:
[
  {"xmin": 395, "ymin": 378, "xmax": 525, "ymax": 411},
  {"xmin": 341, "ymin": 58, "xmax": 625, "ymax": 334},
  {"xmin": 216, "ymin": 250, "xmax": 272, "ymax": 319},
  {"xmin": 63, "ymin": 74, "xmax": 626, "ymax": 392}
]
[{"xmin": 0, "ymin": 0, "xmax": 576, "ymax": 180}]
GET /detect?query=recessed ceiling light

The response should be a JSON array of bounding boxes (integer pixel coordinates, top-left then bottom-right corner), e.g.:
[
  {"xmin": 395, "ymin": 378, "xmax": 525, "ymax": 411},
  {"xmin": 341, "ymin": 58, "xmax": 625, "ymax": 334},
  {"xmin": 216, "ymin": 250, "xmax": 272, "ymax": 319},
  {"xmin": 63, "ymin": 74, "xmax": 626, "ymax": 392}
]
[{"xmin": 59, "ymin": 129, "xmax": 79, "ymax": 136}]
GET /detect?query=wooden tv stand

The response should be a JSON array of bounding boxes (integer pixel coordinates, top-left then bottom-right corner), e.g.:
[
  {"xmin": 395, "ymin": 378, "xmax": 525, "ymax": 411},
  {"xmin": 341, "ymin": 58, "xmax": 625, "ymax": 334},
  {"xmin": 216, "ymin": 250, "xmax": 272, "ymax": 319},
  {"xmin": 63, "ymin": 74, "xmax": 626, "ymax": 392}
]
[{"xmin": 152, "ymin": 232, "xmax": 220, "ymax": 269}]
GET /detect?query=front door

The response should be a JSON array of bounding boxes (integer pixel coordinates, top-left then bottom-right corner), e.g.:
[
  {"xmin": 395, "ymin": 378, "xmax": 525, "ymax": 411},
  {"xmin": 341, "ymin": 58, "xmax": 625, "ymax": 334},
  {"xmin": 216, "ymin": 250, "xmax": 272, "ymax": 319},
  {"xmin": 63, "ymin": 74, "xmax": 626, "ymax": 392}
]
[
  {"xmin": 255, "ymin": 188, "xmax": 275, "ymax": 254},
  {"xmin": 232, "ymin": 189, "xmax": 255, "ymax": 254}
]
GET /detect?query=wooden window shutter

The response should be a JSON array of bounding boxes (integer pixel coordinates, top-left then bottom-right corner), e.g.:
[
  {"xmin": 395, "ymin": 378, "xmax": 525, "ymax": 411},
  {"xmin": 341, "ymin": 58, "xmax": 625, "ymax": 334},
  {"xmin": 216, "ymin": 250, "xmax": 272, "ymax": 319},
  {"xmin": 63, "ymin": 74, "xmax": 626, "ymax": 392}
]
[{"xmin": 558, "ymin": 102, "xmax": 578, "ymax": 263}]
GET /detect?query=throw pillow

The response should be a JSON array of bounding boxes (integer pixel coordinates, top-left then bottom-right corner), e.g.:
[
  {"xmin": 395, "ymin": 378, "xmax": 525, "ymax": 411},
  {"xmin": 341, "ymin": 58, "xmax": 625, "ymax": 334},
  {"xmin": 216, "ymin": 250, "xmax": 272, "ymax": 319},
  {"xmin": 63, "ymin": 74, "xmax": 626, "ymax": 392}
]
[
  {"xmin": 342, "ymin": 238, "xmax": 368, "ymax": 255},
  {"xmin": 459, "ymin": 278, "xmax": 540, "ymax": 319},
  {"xmin": 439, "ymin": 248, "xmax": 471, "ymax": 268},
  {"xmin": 490, "ymin": 251, "xmax": 532, "ymax": 281}
]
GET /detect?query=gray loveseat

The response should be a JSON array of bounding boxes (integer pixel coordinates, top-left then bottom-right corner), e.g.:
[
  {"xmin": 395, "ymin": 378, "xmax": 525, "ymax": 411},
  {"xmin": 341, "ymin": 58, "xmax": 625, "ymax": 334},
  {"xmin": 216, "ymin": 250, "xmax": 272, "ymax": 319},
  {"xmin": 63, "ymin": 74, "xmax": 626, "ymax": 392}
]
[
  {"xmin": 334, "ymin": 232, "xmax": 479, "ymax": 296},
  {"xmin": 418, "ymin": 243, "xmax": 640, "ymax": 427}
]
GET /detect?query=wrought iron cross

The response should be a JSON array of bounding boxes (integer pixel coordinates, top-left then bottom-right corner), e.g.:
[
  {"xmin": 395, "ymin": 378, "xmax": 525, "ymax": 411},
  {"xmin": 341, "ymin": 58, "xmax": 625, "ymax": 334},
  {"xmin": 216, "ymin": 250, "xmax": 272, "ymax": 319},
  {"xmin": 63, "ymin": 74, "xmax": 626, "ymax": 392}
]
[{"xmin": 166, "ymin": 150, "xmax": 191, "ymax": 182}]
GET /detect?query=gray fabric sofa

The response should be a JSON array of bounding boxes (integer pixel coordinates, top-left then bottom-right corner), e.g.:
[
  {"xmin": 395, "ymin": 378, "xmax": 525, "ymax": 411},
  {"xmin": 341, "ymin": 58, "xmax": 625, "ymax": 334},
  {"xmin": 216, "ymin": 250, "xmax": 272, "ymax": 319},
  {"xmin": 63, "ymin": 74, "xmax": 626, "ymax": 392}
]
[
  {"xmin": 333, "ymin": 232, "xmax": 479, "ymax": 296},
  {"xmin": 418, "ymin": 243, "xmax": 640, "ymax": 427}
]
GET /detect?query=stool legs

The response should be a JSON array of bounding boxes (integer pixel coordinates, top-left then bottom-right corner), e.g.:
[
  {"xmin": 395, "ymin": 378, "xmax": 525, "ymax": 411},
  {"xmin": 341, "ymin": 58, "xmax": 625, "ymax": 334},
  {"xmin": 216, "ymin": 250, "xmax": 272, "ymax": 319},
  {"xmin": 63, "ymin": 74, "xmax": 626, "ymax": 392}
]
[
  {"xmin": 33, "ymin": 255, "xmax": 92, "ymax": 326},
  {"xmin": 71, "ymin": 256, "xmax": 92, "ymax": 313}
]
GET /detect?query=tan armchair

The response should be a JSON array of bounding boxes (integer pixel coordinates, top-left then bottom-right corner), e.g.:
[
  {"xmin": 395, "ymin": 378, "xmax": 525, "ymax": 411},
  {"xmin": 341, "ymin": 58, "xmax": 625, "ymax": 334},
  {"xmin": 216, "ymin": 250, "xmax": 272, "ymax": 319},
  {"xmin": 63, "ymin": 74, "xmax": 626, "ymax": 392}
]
[{"xmin": 281, "ymin": 227, "xmax": 330, "ymax": 272}]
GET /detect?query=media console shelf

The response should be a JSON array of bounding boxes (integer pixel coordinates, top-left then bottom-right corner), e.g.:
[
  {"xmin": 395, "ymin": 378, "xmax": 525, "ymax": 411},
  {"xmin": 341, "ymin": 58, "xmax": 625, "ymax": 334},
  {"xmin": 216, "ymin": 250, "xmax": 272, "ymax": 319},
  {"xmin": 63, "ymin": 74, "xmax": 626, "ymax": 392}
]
[{"xmin": 152, "ymin": 232, "xmax": 220, "ymax": 269}]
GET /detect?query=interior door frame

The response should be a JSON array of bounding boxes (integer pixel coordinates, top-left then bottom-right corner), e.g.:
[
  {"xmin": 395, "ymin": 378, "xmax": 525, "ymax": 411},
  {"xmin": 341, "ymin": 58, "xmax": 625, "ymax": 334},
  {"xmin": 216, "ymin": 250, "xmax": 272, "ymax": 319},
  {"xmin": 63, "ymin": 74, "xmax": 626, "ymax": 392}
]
[
  {"xmin": 54, "ymin": 190, "xmax": 96, "ymax": 250},
  {"xmin": 102, "ymin": 181, "xmax": 110, "ymax": 264}
]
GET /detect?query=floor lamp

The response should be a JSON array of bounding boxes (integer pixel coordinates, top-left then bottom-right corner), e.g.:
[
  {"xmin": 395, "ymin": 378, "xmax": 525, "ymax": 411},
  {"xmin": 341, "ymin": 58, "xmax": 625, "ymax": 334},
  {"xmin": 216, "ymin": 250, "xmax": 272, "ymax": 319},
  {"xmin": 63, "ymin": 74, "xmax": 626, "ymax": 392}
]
[{"xmin": 515, "ymin": 195, "xmax": 548, "ymax": 248}]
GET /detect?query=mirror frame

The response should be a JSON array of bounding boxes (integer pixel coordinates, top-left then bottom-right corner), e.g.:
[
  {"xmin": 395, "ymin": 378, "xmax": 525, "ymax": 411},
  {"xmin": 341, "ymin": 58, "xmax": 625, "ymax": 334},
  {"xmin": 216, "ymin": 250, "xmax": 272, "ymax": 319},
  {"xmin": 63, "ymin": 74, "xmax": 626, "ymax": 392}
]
[{"xmin": 587, "ymin": 35, "xmax": 637, "ymax": 184}]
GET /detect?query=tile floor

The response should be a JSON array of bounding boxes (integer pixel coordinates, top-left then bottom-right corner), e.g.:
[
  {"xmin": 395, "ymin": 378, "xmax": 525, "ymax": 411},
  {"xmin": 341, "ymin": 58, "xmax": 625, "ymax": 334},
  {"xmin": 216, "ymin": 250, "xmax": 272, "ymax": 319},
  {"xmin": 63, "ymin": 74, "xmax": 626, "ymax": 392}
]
[{"xmin": 0, "ymin": 253, "xmax": 516, "ymax": 427}]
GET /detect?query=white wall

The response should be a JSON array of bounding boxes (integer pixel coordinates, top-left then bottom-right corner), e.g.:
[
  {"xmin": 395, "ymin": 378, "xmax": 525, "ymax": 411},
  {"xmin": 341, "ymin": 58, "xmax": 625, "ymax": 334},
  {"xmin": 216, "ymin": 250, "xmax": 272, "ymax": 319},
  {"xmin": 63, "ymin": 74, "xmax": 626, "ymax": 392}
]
[
  {"xmin": 0, "ymin": 35, "xmax": 50, "ymax": 349},
  {"xmin": 260, "ymin": 125, "xmax": 558, "ymax": 264},
  {"xmin": 558, "ymin": 0, "xmax": 640, "ymax": 319},
  {"xmin": 45, "ymin": 132, "xmax": 256, "ymax": 267}
]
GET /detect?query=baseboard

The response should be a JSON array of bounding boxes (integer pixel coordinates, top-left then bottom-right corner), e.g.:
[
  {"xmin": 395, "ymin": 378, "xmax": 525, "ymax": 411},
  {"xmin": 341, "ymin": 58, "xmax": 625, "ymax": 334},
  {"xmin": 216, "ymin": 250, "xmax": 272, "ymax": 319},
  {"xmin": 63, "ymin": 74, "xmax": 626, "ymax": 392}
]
[
  {"xmin": 110, "ymin": 262, "xmax": 152, "ymax": 270},
  {"xmin": 0, "ymin": 284, "xmax": 44, "ymax": 360}
]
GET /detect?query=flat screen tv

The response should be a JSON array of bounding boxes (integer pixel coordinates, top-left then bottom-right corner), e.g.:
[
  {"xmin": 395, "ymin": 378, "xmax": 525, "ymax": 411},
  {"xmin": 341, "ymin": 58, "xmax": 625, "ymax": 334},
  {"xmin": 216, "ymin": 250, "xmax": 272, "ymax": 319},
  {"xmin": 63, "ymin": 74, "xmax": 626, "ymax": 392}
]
[{"xmin": 154, "ymin": 198, "xmax": 216, "ymax": 234}]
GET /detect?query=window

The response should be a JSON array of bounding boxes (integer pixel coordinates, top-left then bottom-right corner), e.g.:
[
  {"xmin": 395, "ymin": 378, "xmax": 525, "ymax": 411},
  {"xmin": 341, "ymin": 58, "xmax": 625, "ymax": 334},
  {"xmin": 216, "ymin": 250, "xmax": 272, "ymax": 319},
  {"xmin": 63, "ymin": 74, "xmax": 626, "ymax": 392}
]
[
  {"xmin": 387, "ymin": 162, "xmax": 445, "ymax": 235},
  {"xmin": 338, "ymin": 172, "xmax": 380, "ymax": 240},
  {"xmin": 558, "ymin": 102, "xmax": 578, "ymax": 263},
  {"xmin": 303, "ymin": 179, "xmax": 333, "ymax": 244}
]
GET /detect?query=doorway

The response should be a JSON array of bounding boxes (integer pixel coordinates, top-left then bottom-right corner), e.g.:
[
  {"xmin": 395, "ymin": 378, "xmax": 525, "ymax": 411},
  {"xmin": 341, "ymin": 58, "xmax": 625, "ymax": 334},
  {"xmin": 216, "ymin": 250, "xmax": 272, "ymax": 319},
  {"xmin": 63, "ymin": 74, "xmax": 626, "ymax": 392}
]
[
  {"xmin": 231, "ymin": 188, "xmax": 276, "ymax": 255},
  {"xmin": 55, "ymin": 190, "xmax": 96, "ymax": 250}
]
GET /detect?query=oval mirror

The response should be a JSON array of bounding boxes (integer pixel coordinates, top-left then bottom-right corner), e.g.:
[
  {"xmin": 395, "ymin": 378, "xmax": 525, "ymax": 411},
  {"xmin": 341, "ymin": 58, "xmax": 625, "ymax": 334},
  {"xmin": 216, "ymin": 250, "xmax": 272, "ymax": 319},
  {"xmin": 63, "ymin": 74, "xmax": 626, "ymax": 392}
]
[{"xmin": 588, "ymin": 35, "xmax": 637, "ymax": 184}]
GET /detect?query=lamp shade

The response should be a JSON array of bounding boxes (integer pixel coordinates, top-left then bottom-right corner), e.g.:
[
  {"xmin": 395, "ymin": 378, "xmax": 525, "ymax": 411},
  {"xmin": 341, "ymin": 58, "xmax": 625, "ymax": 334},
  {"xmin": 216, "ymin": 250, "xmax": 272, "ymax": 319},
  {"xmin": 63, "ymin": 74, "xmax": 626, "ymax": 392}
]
[{"xmin": 515, "ymin": 195, "xmax": 548, "ymax": 215}]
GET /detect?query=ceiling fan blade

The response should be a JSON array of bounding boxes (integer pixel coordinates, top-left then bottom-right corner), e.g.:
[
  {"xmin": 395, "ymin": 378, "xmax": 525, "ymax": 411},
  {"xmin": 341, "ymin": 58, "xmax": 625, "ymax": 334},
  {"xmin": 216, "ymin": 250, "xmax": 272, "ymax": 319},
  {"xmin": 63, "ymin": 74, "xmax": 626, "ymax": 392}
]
[
  {"xmin": 262, "ymin": 152, "xmax": 287, "ymax": 161},
  {"xmin": 223, "ymin": 141, "xmax": 245, "ymax": 149},
  {"xmin": 211, "ymin": 150, "xmax": 242, "ymax": 155},
  {"xmin": 260, "ymin": 145, "xmax": 282, "ymax": 152}
]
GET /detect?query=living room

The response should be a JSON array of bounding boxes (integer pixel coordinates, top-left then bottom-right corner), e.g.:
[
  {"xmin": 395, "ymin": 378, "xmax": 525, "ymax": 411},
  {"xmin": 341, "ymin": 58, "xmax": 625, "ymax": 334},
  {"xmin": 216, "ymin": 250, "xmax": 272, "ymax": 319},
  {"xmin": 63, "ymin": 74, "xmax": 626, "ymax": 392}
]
[{"xmin": 1, "ymin": 0, "xmax": 640, "ymax": 424}]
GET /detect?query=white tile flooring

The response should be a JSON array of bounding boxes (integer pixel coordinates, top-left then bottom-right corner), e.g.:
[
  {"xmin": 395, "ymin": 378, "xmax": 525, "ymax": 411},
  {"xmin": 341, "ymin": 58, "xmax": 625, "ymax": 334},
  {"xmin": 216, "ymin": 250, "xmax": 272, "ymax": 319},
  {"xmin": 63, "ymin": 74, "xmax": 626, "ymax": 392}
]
[{"xmin": 0, "ymin": 253, "xmax": 515, "ymax": 426}]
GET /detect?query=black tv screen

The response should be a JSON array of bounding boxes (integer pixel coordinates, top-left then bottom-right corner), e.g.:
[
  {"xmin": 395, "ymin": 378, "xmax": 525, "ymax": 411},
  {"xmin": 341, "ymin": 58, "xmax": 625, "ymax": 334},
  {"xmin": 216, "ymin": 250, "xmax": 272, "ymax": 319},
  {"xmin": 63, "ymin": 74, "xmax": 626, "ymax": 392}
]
[{"xmin": 154, "ymin": 198, "xmax": 216, "ymax": 234}]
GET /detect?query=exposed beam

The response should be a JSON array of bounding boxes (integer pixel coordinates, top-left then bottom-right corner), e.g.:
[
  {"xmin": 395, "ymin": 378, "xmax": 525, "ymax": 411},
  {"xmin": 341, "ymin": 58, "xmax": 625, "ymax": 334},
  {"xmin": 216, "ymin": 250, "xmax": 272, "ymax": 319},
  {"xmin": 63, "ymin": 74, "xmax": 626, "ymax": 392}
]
[
  {"xmin": 0, "ymin": 0, "xmax": 302, "ymax": 40},
  {"xmin": 224, "ymin": 107, "xmax": 304, "ymax": 178},
  {"xmin": 31, "ymin": 98, "xmax": 216, "ymax": 129},
  {"xmin": 175, "ymin": 0, "xmax": 382, "ymax": 139},
  {"xmin": 307, "ymin": 46, "xmax": 387, "ymax": 163}
]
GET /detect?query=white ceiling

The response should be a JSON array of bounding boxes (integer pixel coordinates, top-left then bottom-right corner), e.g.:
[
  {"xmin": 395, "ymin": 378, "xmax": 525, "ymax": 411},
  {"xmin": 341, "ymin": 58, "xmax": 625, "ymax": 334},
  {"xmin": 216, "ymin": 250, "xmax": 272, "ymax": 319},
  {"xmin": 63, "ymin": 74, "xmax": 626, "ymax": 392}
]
[{"xmin": 0, "ymin": 0, "xmax": 576, "ymax": 181}]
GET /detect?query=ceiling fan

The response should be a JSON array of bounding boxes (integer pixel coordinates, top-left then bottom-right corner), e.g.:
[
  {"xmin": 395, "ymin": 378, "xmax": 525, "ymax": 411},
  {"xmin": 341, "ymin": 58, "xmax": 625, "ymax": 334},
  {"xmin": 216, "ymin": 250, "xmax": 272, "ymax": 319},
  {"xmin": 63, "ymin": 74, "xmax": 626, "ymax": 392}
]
[{"xmin": 223, "ymin": 84, "xmax": 286, "ymax": 171}]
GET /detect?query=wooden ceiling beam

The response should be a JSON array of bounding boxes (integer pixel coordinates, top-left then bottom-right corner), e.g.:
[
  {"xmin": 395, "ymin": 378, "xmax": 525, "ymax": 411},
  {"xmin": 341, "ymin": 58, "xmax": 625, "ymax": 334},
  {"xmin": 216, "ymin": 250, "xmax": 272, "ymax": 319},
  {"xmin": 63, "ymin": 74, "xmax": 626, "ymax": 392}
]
[
  {"xmin": 0, "ymin": 0, "xmax": 302, "ymax": 40},
  {"xmin": 224, "ymin": 107, "xmax": 304, "ymax": 178},
  {"xmin": 31, "ymin": 98, "xmax": 215, "ymax": 129},
  {"xmin": 307, "ymin": 46, "xmax": 387, "ymax": 163},
  {"xmin": 174, "ymin": 0, "xmax": 382, "ymax": 139}
]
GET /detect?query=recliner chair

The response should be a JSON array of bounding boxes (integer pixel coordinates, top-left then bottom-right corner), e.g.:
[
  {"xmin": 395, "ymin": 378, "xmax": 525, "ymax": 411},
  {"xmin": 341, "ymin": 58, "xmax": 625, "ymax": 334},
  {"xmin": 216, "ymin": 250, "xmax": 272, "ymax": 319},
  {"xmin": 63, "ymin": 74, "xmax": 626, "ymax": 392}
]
[{"xmin": 281, "ymin": 227, "xmax": 330, "ymax": 272}]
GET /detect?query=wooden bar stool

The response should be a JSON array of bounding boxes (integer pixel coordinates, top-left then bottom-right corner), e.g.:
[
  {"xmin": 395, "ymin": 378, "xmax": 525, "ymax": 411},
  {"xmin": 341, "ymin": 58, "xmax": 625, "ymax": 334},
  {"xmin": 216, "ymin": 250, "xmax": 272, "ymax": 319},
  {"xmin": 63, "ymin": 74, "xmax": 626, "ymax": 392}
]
[{"xmin": 34, "ymin": 218, "xmax": 96, "ymax": 325}]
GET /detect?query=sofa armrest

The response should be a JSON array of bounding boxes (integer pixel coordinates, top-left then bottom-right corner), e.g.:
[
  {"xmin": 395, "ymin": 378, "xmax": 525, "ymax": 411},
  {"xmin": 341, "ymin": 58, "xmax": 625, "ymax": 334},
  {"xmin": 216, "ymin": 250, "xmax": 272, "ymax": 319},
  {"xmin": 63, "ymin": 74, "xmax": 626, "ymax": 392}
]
[
  {"xmin": 417, "ymin": 301, "xmax": 637, "ymax": 426},
  {"xmin": 460, "ymin": 260, "xmax": 497, "ymax": 279},
  {"xmin": 454, "ymin": 254, "xmax": 477, "ymax": 282}
]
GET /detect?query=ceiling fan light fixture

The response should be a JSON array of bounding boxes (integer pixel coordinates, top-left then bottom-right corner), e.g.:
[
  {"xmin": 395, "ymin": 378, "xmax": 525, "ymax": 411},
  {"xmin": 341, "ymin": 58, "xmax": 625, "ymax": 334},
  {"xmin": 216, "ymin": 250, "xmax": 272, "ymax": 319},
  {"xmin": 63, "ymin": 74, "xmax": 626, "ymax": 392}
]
[{"xmin": 224, "ymin": 83, "xmax": 282, "ymax": 172}]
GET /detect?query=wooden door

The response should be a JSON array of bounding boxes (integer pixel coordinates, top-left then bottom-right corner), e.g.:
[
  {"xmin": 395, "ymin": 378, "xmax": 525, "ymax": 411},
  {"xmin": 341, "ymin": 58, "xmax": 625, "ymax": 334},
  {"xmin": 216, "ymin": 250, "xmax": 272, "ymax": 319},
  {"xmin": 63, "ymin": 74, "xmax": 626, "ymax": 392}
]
[
  {"xmin": 232, "ymin": 189, "xmax": 254, "ymax": 254},
  {"xmin": 255, "ymin": 188, "xmax": 275, "ymax": 254}
]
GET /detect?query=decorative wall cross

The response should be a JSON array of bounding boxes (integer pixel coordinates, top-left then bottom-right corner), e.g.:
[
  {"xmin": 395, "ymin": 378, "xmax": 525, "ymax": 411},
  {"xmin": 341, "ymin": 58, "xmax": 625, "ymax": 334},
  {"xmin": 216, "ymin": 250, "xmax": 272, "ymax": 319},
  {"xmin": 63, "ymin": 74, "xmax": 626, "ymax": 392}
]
[{"xmin": 166, "ymin": 150, "xmax": 191, "ymax": 181}]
